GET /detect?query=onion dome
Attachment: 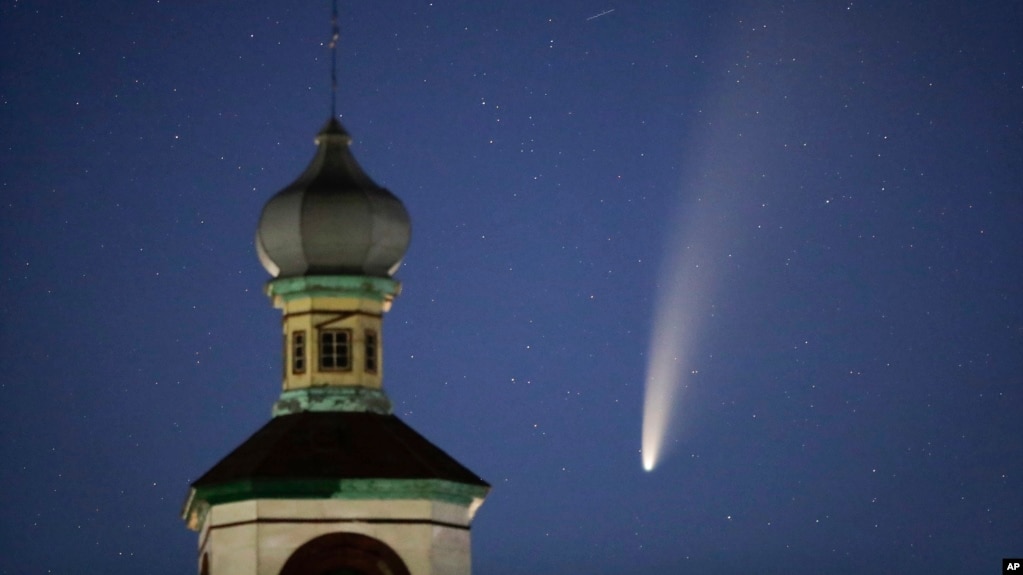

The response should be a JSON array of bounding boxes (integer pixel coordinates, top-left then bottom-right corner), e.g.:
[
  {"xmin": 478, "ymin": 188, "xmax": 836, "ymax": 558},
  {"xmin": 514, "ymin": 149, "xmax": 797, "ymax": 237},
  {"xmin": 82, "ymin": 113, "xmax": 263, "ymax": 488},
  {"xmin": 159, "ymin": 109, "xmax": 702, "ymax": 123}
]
[{"xmin": 256, "ymin": 118, "xmax": 411, "ymax": 278}]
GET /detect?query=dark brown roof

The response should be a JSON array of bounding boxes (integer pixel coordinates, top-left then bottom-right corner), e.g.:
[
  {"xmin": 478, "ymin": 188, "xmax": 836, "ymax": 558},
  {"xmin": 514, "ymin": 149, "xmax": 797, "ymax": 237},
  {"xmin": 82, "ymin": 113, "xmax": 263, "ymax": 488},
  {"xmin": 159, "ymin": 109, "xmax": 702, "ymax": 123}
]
[{"xmin": 193, "ymin": 411, "xmax": 488, "ymax": 488}]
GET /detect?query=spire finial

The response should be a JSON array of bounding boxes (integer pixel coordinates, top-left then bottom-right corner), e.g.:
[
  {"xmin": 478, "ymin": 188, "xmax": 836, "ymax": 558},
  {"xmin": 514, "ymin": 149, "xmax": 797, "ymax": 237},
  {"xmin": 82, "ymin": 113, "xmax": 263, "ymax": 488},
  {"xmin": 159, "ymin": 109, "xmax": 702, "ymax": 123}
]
[{"xmin": 329, "ymin": 0, "xmax": 340, "ymax": 119}]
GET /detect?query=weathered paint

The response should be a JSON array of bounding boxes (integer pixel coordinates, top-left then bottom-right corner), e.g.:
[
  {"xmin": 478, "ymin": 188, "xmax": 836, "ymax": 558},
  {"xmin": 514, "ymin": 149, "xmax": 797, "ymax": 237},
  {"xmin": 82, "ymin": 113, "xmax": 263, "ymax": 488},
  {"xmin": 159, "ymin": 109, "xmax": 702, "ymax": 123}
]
[
  {"xmin": 272, "ymin": 386, "xmax": 392, "ymax": 416},
  {"xmin": 266, "ymin": 275, "xmax": 400, "ymax": 304},
  {"xmin": 267, "ymin": 275, "xmax": 400, "ymax": 393},
  {"xmin": 186, "ymin": 478, "xmax": 488, "ymax": 532}
]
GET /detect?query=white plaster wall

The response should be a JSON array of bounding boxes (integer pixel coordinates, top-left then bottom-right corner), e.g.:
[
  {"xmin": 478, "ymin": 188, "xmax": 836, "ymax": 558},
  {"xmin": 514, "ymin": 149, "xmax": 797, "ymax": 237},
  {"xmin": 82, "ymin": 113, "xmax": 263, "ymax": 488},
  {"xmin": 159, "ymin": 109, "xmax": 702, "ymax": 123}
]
[
  {"xmin": 203, "ymin": 499, "xmax": 476, "ymax": 575},
  {"xmin": 430, "ymin": 525, "xmax": 473, "ymax": 575}
]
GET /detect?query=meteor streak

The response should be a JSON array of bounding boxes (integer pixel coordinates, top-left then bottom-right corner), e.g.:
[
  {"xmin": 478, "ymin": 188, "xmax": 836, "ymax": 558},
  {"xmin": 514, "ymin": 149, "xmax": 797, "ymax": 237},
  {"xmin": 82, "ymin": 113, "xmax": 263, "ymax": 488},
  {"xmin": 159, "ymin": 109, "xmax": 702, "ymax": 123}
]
[{"xmin": 586, "ymin": 9, "xmax": 616, "ymax": 21}]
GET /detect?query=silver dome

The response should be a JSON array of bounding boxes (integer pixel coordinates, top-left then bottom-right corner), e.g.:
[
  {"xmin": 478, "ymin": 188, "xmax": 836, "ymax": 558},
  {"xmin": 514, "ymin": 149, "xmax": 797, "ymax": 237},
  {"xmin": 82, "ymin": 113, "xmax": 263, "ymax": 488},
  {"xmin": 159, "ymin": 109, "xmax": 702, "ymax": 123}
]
[{"xmin": 256, "ymin": 118, "xmax": 411, "ymax": 278}]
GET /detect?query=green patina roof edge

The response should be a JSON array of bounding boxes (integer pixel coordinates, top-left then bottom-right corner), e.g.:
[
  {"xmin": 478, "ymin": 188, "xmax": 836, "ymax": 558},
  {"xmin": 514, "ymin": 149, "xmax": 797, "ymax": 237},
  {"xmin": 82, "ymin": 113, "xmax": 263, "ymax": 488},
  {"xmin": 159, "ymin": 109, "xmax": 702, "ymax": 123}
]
[
  {"xmin": 272, "ymin": 387, "xmax": 393, "ymax": 416},
  {"xmin": 183, "ymin": 478, "xmax": 489, "ymax": 528},
  {"xmin": 266, "ymin": 275, "xmax": 400, "ymax": 302}
]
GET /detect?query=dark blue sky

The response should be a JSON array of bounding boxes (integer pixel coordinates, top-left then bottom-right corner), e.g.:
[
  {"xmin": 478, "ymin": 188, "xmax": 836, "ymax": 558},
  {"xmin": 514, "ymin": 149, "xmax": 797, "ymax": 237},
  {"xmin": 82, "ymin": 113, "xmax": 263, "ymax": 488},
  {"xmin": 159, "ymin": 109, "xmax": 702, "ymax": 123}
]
[{"xmin": 1, "ymin": 1, "xmax": 1021, "ymax": 573}]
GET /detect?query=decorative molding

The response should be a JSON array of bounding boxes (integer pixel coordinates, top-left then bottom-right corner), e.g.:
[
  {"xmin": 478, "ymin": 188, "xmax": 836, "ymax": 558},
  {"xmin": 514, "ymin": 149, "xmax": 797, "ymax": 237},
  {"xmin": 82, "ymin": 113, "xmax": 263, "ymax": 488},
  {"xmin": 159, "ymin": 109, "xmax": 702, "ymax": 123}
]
[
  {"xmin": 184, "ymin": 478, "xmax": 488, "ymax": 532},
  {"xmin": 267, "ymin": 275, "xmax": 401, "ymax": 303},
  {"xmin": 272, "ymin": 386, "xmax": 392, "ymax": 416},
  {"xmin": 209, "ymin": 516, "xmax": 471, "ymax": 532}
]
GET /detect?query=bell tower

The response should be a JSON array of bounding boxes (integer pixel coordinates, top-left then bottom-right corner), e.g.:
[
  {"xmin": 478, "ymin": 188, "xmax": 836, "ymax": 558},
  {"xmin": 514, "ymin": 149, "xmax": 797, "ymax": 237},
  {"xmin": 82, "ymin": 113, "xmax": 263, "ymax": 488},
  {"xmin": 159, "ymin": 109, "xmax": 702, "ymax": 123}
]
[{"xmin": 181, "ymin": 8, "xmax": 488, "ymax": 575}]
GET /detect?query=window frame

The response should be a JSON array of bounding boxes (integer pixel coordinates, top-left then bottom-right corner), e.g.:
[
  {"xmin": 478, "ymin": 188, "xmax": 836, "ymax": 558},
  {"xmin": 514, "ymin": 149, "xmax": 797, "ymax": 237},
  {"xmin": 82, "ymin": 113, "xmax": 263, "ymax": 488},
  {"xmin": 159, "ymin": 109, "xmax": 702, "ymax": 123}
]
[
  {"xmin": 319, "ymin": 328, "xmax": 352, "ymax": 372},
  {"xmin": 364, "ymin": 330, "xmax": 379, "ymax": 373},
  {"xmin": 292, "ymin": 330, "xmax": 306, "ymax": 374}
]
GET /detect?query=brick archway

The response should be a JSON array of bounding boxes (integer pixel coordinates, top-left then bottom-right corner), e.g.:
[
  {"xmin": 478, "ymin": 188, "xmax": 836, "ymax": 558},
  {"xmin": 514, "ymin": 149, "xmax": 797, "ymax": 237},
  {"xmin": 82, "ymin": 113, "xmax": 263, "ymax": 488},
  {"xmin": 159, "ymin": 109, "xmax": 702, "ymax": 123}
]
[{"xmin": 278, "ymin": 532, "xmax": 411, "ymax": 575}]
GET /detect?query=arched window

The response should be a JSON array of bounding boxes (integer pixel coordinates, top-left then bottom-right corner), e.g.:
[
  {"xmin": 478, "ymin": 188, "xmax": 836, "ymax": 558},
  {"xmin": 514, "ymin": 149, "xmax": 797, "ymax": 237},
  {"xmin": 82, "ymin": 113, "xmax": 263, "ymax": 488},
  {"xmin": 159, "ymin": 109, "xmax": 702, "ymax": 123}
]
[{"xmin": 278, "ymin": 532, "xmax": 411, "ymax": 575}]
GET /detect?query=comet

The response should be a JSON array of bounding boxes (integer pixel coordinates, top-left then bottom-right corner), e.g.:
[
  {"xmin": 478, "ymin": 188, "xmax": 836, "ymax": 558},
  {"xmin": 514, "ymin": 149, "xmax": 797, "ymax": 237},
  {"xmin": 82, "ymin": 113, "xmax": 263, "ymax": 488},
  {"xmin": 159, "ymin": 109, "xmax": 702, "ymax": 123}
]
[
  {"xmin": 641, "ymin": 188, "xmax": 724, "ymax": 472},
  {"xmin": 639, "ymin": 5, "xmax": 770, "ymax": 472},
  {"xmin": 641, "ymin": 242, "xmax": 708, "ymax": 471}
]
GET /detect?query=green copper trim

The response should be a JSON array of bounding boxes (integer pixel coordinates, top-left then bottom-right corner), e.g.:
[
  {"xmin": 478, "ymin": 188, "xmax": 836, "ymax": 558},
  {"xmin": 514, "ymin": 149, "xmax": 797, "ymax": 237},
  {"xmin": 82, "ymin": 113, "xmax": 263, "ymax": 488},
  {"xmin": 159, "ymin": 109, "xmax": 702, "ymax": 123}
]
[
  {"xmin": 266, "ymin": 275, "xmax": 401, "ymax": 303},
  {"xmin": 197, "ymin": 478, "xmax": 486, "ymax": 505},
  {"xmin": 332, "ymin": 479, "xmax": 488, "ymax": 504},
  {"xmin": 273, "ymin": 386, "xmax": 392, "ymax": 416},
  {"xmin": 183, "ymin": 478, "xmax": 489, "ymax": 531}
]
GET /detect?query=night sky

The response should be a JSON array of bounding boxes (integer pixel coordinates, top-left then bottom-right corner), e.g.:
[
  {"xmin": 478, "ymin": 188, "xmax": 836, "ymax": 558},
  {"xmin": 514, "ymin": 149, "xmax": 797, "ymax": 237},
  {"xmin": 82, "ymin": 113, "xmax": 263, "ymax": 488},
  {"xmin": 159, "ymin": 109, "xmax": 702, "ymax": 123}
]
[{"xmin": 2, "ymin": 1, "xmax": 1021, "ymax": 573}]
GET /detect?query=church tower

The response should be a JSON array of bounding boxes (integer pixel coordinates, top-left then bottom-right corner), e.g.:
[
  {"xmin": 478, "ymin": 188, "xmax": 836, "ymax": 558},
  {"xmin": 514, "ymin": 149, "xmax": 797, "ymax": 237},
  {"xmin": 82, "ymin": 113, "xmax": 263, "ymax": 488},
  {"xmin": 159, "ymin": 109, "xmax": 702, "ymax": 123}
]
[{"xmin": 182, "ymin": 12, "xmax": 488, "ymax": 574}]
